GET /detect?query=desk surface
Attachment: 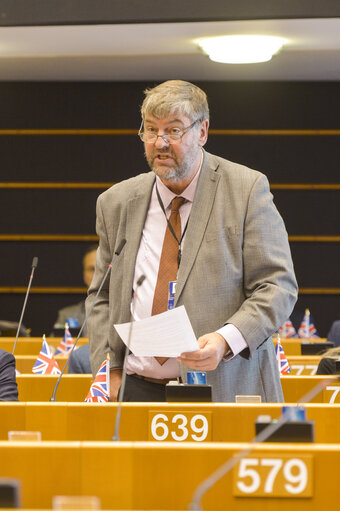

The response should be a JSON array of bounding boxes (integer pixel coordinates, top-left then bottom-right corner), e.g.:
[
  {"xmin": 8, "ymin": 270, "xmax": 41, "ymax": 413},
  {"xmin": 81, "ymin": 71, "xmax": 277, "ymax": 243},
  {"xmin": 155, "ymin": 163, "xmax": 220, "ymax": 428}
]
[
  {"xmin": 15, "ymin": 374, "xmax": 340, "ymax": 403},
  {"xmin": 0, "ymin": 440, "xmax": 339, "ymax": 510},
  {"xmin": 0, "ymin": 337, "xmax": 88, "ymax": 355},
  {"xmin": 1, "ymin": 402, "xmax": 340, "ymax": 443}
]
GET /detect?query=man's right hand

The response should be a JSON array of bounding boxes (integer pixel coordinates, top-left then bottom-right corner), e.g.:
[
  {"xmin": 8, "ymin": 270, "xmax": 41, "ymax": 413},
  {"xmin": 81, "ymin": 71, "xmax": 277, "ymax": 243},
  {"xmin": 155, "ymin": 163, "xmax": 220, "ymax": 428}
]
[{"xmin": 109, "ymin": 368, "xmax": 123, "ymax": 401}]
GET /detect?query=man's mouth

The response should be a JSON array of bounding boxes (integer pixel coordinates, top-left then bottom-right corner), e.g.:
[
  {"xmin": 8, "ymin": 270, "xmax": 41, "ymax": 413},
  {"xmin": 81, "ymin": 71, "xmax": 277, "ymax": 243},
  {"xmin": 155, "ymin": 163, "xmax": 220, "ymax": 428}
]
[{"xmin": 154, "ymin": 153, "xmax": 174, "ymax": 162}]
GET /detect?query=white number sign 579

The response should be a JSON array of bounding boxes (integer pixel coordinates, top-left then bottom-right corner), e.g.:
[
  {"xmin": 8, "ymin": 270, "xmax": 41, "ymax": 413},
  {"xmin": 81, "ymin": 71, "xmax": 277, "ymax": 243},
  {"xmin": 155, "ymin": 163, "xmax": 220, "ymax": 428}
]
[{"xmin": 233, "ymin": 456, "xmax": 313, "ymax": 497}]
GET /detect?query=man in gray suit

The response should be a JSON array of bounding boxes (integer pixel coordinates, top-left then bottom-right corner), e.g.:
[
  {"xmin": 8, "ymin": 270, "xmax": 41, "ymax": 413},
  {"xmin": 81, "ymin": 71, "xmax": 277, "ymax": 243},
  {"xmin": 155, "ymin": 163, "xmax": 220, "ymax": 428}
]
[{"xmin": 87, "ymin": 80, "xmax": 297, "ymax": 402}]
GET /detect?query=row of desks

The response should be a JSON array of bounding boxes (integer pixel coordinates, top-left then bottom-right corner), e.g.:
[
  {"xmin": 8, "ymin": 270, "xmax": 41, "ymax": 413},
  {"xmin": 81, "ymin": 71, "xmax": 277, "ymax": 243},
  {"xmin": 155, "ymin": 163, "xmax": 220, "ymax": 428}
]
[
  {"xmin": 1, "ymin": 337, "xmax": 338, "ymax": 511},
  {"xmin": 0, "ymin": 337, "xmax": 88, "ymax": 355},
  {"xmin": 15, "ymin": 374, "xmax": 340, "ymax": 403},
  {"xmin": 1, "ymin": 402, "xmax": 340, "ymax": 443},
  {"xmin": 0, "ymin": 440, "xmax": 339, "ymax": 509},
  {"xmin": 2, "ymin": 338, "xmax": 339, "ymax": 510},
  {"xmin": 0, "ymin": 336, "xmax": 329, "ymax": 356},
  {"xmin": 14, "ymin": 354, "xmax": 323, "ymax": 375}
]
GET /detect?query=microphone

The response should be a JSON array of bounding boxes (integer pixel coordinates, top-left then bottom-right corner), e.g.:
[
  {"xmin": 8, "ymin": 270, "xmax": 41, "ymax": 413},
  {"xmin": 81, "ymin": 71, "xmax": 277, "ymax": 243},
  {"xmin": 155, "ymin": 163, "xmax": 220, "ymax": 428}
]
[
  {"xmin": 188, "ymin": 374, "xmax": 340, "ymax": 510},
  {"xmin": 111, "ymin": 274, "xmax": 146, "ymax": 441},
  {"xmin": 12, "ymin": 256, "xmax": 39, "ymax": 355},
  {"xmin": 50, "ymin": 239, "xmax": 126, "ymax": 402}
]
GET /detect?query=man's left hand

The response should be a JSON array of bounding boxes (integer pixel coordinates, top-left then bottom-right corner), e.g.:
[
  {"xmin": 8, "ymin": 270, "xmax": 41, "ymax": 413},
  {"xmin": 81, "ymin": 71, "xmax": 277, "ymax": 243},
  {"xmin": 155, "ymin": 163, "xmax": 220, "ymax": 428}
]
[{"xmin": 177, "ymin": 332, "xmax": 230, "ymax": 371}]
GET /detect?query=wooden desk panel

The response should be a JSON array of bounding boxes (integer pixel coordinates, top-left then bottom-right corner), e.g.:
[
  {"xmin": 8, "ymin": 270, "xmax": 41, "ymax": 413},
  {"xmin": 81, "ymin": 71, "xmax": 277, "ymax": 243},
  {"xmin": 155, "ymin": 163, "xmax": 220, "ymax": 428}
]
[
  {"xmin": 281, "ymin": 375, "xmax": 339, "ymax": 403},
  {"xmin": 0, "ymin": 442, "xmax": 81, "ymax": 509},
  {"xmin": 15, "ymin": 355, "xmax": 68, "ymax": 373},
  {"xmin": 0, "ymin": 337, "xmax": 88, "ymax": 355},
  {"xmin": 1, "ymin": 403, "xmax": 339, "ymax": 443},
  {"xmin": 16, "ymin": 375, "xmax": 92, "ymax": 402},
  {"xmin": 0, "ymin": 441, "xmax": 339, "ymax": 510},
  {"xmin": 14, "ymin": 354, "xmax": 321, "ymax": 376},
  {"xmin": 287, "ymin": 356, "xmax": 320, "ymax": 375},
  {"xmin": 276, "ymin": 338, "xmax": 327, "ymax": 356},
  {"xmin": 15, "ymin": 374, "xmax": 339, "ymax": 404},
  {"xmin": 0, "ymin": 402, "xmax": 26, "ymax": 440},
  {"xmin": 25, "ymin": 403, "xmax": 68, "ymax": 441}
]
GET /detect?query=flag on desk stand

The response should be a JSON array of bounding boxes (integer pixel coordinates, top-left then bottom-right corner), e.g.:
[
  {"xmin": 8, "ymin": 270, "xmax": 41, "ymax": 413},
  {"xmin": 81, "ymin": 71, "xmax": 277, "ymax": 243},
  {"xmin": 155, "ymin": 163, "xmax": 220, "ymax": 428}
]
[
  {"xmin": 85, "ymin": 353, "xmax": 110, "ymax": 403},
  {"xmin": 54, "ymin": 322, "xmax": 74, "ymax": 356},
  {"xmin": 32, "ymin": 335, "xmax": 61, "ymax": 375},
  {"xmin": 279, "ymin": 319, "xmax": 298, "ymax": 338},
  {"xmin": 298, "ymin": 308, "xmax": 320, "ymax": 339},
  {"xmin": 275, "ymin": 335, "xmax": 291, "ymax": 375}
]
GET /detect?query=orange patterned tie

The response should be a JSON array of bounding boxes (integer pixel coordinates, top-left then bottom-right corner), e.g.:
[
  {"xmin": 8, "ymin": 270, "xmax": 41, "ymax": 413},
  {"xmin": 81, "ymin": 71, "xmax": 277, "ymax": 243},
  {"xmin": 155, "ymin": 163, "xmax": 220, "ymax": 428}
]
[{"xmin": 152, "ymin": 196, "xmax": 185, "ymax": 364}]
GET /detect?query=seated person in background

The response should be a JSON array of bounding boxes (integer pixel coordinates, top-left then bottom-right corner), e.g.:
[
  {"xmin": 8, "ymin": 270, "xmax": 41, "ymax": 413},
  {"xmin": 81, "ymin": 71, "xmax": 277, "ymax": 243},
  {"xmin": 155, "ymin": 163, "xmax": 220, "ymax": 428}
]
[
  {"xmin": 68, "ymin": 344, "xmax": 91, "ymax": 373},
  {"xmin": 0, "ymin": 349, "xmax": 19, "ymax": 401},
  {"xmin": 51, "ymin": 244, "xmax": 98, "ymax": 336},
  {"xmin": 0, "ymin": 320, "xmax": 29, "ymax": 337},
  {"xmin": 316, "ymin": 347, "xmax": 340, "ymax": 375},
  {"xmin": 327, "ymin": 320, "xmax": 340, "ymax": 348}
]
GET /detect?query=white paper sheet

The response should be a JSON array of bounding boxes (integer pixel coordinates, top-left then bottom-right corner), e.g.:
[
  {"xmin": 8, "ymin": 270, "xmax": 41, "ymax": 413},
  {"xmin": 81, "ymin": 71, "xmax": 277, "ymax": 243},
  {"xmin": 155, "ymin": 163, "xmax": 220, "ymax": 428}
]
[{"xmin": 114, "ymin": 305, "xmax": 199, "ymax": 357}]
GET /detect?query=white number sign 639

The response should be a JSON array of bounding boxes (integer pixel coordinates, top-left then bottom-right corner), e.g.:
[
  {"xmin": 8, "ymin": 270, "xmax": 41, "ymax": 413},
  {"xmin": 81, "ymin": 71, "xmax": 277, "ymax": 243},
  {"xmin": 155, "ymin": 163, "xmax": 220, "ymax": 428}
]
[{"xmin": 150, "ymin": 413, "xmax": 210, "ymax": 442}]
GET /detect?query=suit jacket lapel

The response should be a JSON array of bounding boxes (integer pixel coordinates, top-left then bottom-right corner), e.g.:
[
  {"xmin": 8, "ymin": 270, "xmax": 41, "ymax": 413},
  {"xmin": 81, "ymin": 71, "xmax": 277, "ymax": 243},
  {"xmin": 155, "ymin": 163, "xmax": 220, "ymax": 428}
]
[
  {"xmin": 121, "ymin": 172, "xmax": 155, "ymax": 315},
  {"xmin": 175, "ymin": 151, "xmax": 220, "ymax": 304}
]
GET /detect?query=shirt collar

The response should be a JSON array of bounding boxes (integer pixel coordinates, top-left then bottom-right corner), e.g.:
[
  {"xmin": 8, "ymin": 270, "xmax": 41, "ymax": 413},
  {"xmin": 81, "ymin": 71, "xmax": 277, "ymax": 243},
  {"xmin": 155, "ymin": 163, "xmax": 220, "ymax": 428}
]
[{"xmin": 155, "ymin": 148, "xmax": 203, "ymax": 210}]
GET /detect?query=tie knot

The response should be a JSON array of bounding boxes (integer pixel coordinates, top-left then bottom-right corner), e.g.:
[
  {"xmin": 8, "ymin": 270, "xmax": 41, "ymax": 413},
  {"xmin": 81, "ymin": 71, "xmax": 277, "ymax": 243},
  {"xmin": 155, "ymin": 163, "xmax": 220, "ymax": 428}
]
[{"xmin": 171, "ymin": 196, "xmax": 185, "ymax": 212}]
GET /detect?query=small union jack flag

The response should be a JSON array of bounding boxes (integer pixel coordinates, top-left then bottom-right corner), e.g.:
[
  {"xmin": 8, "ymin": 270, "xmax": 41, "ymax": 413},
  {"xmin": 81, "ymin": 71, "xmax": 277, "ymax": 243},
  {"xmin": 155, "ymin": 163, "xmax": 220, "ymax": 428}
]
[
  {"xmin": 298, "ymin": 309, "xmax": 320, "ymax": 339},
  {"xmin": 85, "ymin": 354, "xmax": 110, "ymax": 403},
  {"xmin": 275, "ymin": 336, "xmax": 291, "ymax": 375},
  {"xmin": 279, "ymin": 320, "xmax": 298, "ymax": 338},
  {"xmin": 54, "ymin": 323, "xmax": 74, "ymax": 356},
  {"xmin": 32, "ymin": 336, "xmax": 61, "ymax": 375}
]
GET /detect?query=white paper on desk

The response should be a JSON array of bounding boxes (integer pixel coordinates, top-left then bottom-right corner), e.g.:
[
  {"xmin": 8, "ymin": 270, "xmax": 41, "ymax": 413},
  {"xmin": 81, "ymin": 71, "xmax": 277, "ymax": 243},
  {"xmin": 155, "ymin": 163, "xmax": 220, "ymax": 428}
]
[{"xmin": 114, "ymin": 305, "xmax": 199, "ymax": 357}]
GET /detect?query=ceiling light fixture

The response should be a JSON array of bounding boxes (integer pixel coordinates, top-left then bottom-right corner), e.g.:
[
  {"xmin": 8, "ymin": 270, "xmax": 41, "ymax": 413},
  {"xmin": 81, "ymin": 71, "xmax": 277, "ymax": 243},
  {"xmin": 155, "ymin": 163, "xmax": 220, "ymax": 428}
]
[{"xmin": 197, "ymin": 35, "xmax": 287, "ymax": 64}]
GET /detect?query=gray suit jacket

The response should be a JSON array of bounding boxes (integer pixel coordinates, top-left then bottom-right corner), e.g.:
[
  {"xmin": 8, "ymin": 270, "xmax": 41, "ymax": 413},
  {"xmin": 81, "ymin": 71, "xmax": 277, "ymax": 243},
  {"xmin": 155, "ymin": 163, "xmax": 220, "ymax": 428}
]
[
  {"xmin": 0, "ymin": 349, "xmax": 19, "ymax": 401},
  {"xmin": 87, "ymin": 151, "xmax": 298, "ymax": 402}
]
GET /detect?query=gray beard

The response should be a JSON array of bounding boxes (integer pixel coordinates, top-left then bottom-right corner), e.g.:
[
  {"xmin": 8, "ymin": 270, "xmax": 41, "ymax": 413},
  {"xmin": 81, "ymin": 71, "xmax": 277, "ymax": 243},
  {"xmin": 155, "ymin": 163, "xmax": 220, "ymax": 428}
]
[
  {"xmin": 152, "ymin": 163, "xmax": 190, "ymax": 182},
  {"xmin": 145, "ymin": 150, "xmax": 198, "ymax": 183}
]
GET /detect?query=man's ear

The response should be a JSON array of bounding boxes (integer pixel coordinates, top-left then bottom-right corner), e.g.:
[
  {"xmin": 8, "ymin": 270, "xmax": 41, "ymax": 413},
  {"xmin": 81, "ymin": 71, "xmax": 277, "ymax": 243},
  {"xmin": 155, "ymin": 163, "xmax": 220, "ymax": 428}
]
[{"xmin": 198, "ymin": 119, "xmax": 209, "ymax": 147}]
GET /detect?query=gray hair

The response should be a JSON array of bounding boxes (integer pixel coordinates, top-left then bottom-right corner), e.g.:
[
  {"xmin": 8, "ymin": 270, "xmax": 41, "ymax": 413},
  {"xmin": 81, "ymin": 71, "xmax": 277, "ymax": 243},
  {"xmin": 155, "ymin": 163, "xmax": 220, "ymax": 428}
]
[
  {"xmin": 321, "ymin": 346, "xmax": 340, "ymax": 360},
  {"xmin": 141, "ymin": 80, "xmax": 209, "ymax": 122}
]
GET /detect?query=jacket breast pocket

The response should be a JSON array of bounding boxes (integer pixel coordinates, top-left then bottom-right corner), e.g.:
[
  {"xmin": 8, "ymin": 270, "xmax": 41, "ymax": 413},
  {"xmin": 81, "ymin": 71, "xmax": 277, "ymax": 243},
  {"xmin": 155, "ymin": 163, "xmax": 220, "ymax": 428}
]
[{"xmin": 205, "ymin": 226, "xmax": 241, "ymax": 243}]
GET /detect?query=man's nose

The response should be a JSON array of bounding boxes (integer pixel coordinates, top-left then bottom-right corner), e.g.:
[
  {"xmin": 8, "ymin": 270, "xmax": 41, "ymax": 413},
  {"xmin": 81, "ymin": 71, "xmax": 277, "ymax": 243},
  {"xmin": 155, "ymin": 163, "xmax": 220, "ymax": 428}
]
[{"xmin": 154, "ymin": 134, "xmax": 170, "ymax": 148}]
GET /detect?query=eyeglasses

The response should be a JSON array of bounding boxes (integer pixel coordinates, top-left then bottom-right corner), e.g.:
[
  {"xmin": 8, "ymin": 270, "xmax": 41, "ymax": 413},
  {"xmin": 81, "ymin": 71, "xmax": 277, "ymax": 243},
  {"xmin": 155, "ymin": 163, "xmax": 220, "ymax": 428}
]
[{"xmin": 138, "ymin": 119, "xmax": 199, "ymax": 144}]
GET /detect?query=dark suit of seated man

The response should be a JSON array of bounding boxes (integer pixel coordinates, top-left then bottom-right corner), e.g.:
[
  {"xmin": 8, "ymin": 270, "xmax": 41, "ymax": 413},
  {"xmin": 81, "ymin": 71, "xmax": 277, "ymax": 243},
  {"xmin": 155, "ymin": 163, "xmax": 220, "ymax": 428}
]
[
  {"xmin": 0, "ymin": 349, "xmax": 19, "ymax": 401},
  {"xmin": 327, "ymin": 320, "xmax": 340, "ymax": 348},
  {"xmin": 316, "ymin": 347, "xmax": 340, "ymax": 375},
  {"xmin": 68, "ymin": 344, "xmax": 91, "ymax": 373}
]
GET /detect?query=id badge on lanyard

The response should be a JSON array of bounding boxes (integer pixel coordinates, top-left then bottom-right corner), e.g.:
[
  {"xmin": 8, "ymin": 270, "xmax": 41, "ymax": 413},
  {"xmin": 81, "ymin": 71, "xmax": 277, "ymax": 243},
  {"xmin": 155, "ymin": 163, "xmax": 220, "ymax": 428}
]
[{"xmin": 168, "ymin": 281, "xmax": 177, "ymax": 310}]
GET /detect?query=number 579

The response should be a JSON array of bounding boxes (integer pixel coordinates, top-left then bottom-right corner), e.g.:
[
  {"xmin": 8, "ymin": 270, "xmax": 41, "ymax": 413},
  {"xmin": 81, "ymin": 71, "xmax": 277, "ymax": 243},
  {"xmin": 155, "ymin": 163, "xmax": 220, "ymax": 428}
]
[{"xmin": 235, "ymin": 457, "xmax": 309, "ymax": 496}]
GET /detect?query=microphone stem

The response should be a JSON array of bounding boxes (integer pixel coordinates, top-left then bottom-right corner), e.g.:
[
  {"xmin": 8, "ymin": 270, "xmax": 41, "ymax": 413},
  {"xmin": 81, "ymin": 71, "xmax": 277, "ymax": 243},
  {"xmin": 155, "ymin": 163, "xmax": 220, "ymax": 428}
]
[
  {"xmin": 12, "ymin": 264, "xmax": 37, "ymax": 355},
  {"xmin": 50, "ymin": 263, "xmax": 112, "ymax": 402},
  {"xmin": 112, "ymin": 275, "xmax": 145, "ymax": 441},
  {"xmin": 111, "ymin": 325, "xmax": 134, "ymax": 441},
  {"xmin": 50, "ymin": 239, "xmax": 126, "ymax": 402}
]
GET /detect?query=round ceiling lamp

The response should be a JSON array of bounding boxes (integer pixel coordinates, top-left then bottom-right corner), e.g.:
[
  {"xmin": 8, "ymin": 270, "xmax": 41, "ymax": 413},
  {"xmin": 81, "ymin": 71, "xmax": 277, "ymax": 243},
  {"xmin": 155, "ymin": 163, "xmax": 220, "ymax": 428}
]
[{"xmin": 197, "ymin": 35, "xmax": 287, "ymax": 64}]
